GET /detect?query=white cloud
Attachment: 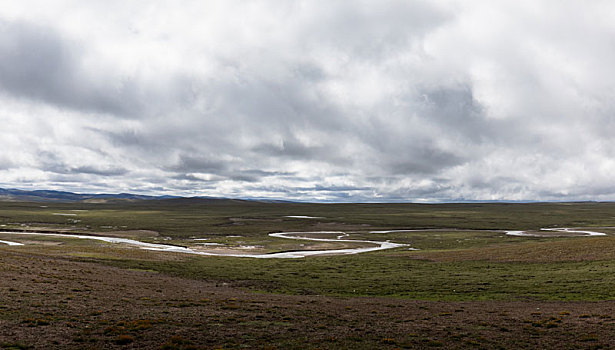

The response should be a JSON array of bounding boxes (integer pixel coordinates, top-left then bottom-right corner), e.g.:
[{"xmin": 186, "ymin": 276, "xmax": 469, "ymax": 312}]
[{"xmin": 1, "ymin": 1, "xmax": 615, "ymax": 201}]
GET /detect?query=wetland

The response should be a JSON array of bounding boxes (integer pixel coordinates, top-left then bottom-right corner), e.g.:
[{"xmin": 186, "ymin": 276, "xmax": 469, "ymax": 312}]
[{"xmin": 1, "ymin": 200, "xmax": 615, "ymax": 348}]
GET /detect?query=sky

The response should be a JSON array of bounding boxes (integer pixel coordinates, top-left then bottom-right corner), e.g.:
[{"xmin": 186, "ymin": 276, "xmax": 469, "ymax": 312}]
[{"xmin": 1, "ymin": 1, "xmax": 615, "ymax": 202}]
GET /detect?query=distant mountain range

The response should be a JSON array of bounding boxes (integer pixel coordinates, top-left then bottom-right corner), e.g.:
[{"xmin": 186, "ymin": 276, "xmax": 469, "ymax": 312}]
[
  {"xmin": 0, "ymin": 188, "xmax": 181, "ymax": 202},
  {"xmin": 0, "ymin": 187, "xmax": 293, "ymax": 203},
  {"xmin": 0, "ymin": 187, "xmax": 597, "ymax": 204}
]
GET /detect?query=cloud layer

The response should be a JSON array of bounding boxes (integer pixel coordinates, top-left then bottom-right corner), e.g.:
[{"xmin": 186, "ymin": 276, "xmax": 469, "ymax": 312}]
[{"xmin": 1, "ymin": 1, "xmax": 615, "ymax": 202}]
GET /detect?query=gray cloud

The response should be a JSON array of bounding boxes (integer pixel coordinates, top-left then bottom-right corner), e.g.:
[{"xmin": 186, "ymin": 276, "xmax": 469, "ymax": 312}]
[
  {"xmin": 0, "ymin": 19, "xmax": 135, "ymax": 116},
  {"xmin": 0, "ymin": 18, "xmax": 196, "ymax": 119},
  {"xmin": 166, "ymin": 155, "xmax": 292, "ymax": 183},
  {"xmin": 1, "ymin": 1, "xmax": 615, "ymax": 202},
  {"xmin": 0, "ymin": 156, "xmax": 13, "ymax": 170},
  {"xmin": 386, "ymin": 146, "xmax": 465, "ymax": 175},
  {"xmin": 69, "ymin": 166, "xmax": 128, "ymax": 177},
  {"xmin": 169, "ymin": 155, "xmax": 228, "ymax": 174},
  {"xmin": 36, "ymin": 151, "xmax": 127, "ymax": 177}
]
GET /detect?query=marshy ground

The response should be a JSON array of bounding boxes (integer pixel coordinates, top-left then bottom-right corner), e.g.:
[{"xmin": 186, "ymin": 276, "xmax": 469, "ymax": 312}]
[{"xmin": 1, "ymin": 200, "xmax": 615, "ymax": 348}]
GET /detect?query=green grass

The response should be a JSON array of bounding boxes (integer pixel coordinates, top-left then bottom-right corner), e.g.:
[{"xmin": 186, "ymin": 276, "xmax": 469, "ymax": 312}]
[
  {"xmin": 4, "ymin": 201, "xmax": 615, "ymax": 239},
  {"xmin": 82, "ymin": 252, "xmax": 615, "ymax": 301},
  {"xmin": 4, "ymin": 199, "xmax": 615, "ymax": 302}
]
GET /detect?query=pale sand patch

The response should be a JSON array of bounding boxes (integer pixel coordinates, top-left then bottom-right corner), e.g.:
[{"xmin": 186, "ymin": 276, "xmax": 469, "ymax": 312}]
[
  {"xmin": 21, "ymin": 240, "xmax": 63, "ymax": 246},
  {"xmin": 91, "ymin": 230, "xmax": 159, "ymax": 238},
  {"xmin": 284, "ymin": 215, "xmax": 323, "ymax": 219}
]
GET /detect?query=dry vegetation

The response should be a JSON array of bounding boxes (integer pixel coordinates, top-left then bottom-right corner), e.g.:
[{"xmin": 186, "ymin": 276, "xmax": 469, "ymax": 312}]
[
  {"xmin": 1, "ymin": 248, "xmax": 614, "ymax": 349},
  {"xmin": 411, "ymin": 236, "xmax": 615, "ymax": 262},
  {"xmin": 2, "ymin": 200, "xmax": 615, "ymax": 348}
]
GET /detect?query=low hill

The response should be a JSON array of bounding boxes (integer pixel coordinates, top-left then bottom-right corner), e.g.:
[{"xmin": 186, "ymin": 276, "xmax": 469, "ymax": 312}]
[{"xmin": 0, "ymin": 188, "xmax": 177, "ymax": 203}]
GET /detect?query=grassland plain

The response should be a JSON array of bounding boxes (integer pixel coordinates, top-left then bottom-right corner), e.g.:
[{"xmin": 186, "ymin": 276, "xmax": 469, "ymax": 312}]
[{"xmin": 1, "ymin": 200, "xmax": 615, "ymax": 348}]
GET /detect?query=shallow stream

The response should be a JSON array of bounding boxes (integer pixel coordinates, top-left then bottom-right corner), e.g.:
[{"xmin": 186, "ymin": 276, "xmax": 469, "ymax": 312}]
[{"xmin": 0, "ymin": 226, "xmax": 608, "ymax": 258}]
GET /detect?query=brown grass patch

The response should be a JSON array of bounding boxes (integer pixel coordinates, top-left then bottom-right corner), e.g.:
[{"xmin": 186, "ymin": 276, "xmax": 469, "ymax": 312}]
[
  {"xmin": 2, "ymin": 247, "xmax": 615, "ymax": 349},
  {"xmin": 411, "ymin": 237, "xmax": 615, "ymax": 262}
]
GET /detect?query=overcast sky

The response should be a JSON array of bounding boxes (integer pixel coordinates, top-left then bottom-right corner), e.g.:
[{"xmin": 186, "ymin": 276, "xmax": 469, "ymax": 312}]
[{"xmin": 1, "ymin": 1, "xmax": 615, "ymax": 202}]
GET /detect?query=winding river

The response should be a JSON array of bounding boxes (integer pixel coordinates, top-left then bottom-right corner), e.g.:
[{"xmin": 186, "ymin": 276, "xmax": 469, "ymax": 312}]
[
  {"xmin": 0, "ymin": 230, "xmax": 406, "ymax": 259},
  {"xmin": 0, "ymin": 226, "xmax": 608, "ymax": 258},
  {"xmin": 370, "ymin": 228, "xmax": 608, "ymax": 237},
  {"xmin": 0, "ymin": 239, "xmax": 23, "ymax": 246},
  {"xmin": 505, "ymin": 227, "xmax": 607, "ymax": 236}
]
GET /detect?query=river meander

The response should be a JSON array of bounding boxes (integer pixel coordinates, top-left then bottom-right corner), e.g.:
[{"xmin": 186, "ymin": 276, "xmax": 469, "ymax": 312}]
[{"xmin": 0, "ymin": 226, "xmax": 609, "ymax": 258}]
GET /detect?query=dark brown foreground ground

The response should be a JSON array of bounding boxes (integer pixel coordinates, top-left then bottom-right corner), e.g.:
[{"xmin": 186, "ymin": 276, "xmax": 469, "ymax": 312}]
[{"xmin": 1, "ymin": 250, "xmax": 614, "ymax": 349}]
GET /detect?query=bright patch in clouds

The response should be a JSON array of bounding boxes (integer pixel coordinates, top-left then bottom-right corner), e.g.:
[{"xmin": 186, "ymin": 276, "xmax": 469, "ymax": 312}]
[{"xmin": 1, "ymin": 1, "xmax": 615, "ymax": 202}]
